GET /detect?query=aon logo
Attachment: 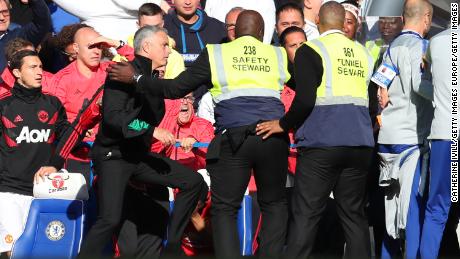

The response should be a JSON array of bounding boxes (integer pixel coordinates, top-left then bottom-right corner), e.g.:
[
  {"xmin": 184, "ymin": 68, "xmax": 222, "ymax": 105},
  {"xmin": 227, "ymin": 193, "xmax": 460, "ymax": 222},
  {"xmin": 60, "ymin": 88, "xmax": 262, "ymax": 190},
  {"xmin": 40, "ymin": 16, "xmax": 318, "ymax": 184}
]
[{"xmin": 16, "ymin": 126, "xmax": 51, "ymax": 144}]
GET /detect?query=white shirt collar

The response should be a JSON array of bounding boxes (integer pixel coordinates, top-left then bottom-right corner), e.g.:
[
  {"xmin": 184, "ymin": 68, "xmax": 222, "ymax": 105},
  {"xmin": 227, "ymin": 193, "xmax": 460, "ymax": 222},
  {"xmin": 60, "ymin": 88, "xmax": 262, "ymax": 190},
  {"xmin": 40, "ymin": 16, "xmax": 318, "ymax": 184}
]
[{"xmin": 0, "ymin": 31, "xmax": 7, "ymax": 40}]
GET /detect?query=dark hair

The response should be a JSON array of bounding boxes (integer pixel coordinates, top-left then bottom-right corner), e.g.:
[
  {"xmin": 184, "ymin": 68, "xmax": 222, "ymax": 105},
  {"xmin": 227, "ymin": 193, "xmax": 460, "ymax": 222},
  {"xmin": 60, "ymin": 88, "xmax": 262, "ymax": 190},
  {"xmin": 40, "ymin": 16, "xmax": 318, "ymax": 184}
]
[
  {"xmin": 341, "ymin": 0, "xmax": 359, "ymax": 8},
  {"xmin": 289, "ymin": 0, "xmax": 304, "ymax": 6},
  {"xmin": 54, "ymin": 23, "xmax": 91, "ymax": 50},
  {"xmin": 138, "ymin": 3, "xmax": 163, "ymax": 18},
  {"xmin": 279, "ymin": 26, "xmax": 307, "ymax": 46},
  {"xmin": 276, "ymin": 2, "xmax": 304, "ymax": 23},
  {"xmin": 10, "ymin": 50, "xmax": 39, "ymax": 71},
  {"xmin": 4, "ymin": 38, "xmax": 33, "ymax": 63}
]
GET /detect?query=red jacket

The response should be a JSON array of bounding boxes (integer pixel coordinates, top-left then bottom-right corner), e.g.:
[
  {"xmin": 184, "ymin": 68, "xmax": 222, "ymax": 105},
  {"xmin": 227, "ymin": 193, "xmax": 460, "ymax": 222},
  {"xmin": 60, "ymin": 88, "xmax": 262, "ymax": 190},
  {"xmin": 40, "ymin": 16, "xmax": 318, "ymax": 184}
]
[
  {"xmin": 149, "ymin": 100, "xmax": 215, "ymax": 255},
  {"xmin": 151, "ymin": 101, "xmax": 214, "ymax": 171},
  {"xmin": 281, "ymin": 86, "xmax": 297, "ymax": 175},
  {"xmin": 181, "ymin": 191, "xmax": 213, "ymax": 256},
  {"xmin": 50, "ymin": 61, "xmax": 110, "ymax": 161},
  {"xmin": 0, "ymin": 68, "xmax": 54, "ymax": 96}
]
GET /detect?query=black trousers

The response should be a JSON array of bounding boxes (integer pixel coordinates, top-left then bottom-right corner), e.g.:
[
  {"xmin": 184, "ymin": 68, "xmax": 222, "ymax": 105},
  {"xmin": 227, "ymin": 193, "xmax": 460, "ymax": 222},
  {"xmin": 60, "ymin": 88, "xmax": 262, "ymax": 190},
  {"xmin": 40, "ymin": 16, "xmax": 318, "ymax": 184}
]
[
  {"xmin": 285, "ymin": 147, "xmax": 373, "ymax": 259},
  {"xmin": 79, "ymin": 151, "xmax": 207, "ymax": 256},
  {"xmin": 116, "ymin": 184, "xmax": 170, "ymax": 259},
  {"xmin": 207, "ymin": 133, "xmax": 289, "ymax": 258},
  {"xmin": 65, "ymin": 158, "xmax": 92, "ymax": 187}
]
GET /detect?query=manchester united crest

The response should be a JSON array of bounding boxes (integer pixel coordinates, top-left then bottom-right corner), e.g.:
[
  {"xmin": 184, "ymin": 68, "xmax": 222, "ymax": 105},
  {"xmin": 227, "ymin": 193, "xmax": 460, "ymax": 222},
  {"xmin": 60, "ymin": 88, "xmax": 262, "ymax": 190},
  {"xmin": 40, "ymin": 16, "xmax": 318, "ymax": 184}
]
[
  {"xmin": 45, "ymin": 220, "xmax": 65, "ymax": 241},
  {"xmin": 51, "ymin": 175, "xmax": 65, "ymax": 189},
  {"xmin": 37, "ymin": 110, "xmax": 49, "ymax": 123}
]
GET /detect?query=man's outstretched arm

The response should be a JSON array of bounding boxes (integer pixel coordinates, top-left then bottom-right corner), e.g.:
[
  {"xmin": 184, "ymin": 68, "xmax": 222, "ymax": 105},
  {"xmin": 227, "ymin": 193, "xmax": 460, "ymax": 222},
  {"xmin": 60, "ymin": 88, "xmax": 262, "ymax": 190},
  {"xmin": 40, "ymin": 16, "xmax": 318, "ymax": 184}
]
[{"xmin": 108, "ymin": 49, "xmax": 212, "ymax": 99}]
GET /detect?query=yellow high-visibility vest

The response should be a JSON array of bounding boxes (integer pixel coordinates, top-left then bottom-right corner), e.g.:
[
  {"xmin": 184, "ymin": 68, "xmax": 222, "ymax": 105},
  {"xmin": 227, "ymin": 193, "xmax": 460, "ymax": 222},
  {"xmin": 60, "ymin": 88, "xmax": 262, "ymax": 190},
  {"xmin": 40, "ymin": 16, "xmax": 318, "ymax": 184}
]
[
  {"xmin": 306, "ymin": 33, "xmax": 373, "ymax": 108},
  {"xmin": 207, "ymin": 36, "xmax": 290, "ymax": 103},
  {"xmin": 365, "ymin": 38, "xmax": 386, "ymax": 66}
]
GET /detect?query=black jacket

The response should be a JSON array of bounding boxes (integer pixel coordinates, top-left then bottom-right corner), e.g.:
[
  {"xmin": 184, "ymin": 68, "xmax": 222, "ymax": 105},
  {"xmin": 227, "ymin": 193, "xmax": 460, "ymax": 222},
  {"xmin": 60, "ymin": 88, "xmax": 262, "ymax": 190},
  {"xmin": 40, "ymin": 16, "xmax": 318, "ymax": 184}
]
[
  {"xmin": 0, "ymin": 83, "xmax": 76, "ymax": 195},
  {"xmin": 164, "ymin": 9, "xmax": 226, "ymax": 67},
  {"xmin": 0, "ymin": 0, "xmax": 51, "ymax": 74},
  {"xmin": 93, "ymin": 55, "xmax": 163, "ymax": 158}
]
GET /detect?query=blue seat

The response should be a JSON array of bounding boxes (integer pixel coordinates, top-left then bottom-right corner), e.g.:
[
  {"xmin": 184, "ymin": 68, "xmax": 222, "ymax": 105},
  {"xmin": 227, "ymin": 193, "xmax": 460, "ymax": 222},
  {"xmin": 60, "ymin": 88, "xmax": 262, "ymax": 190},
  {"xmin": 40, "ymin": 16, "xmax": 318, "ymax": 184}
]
[
  {"xmin": 166, "ymin": 193, "xmax": 253, "ymax": 255},
  {"xmin": 11, "ymin": 199, "xmax": 85, "ymax": 259}
]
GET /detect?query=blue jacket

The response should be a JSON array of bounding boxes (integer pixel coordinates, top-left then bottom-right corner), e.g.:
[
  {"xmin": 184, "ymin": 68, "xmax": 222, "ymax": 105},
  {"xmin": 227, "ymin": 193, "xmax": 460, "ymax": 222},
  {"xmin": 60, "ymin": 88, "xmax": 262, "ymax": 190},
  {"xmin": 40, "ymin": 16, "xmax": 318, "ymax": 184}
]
[
  {"xmin": 0, "ymin": 0, "xmax": 51, "ymax": 74},
  {"xmin": 164, "ymin": 9, "xmax": 226, "ymax": 67}
]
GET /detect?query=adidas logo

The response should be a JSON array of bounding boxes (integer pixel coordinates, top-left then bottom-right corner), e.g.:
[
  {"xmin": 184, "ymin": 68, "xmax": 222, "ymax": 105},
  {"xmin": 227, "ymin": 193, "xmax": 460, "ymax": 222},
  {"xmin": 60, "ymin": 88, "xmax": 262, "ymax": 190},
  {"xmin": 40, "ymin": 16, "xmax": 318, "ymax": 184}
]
[{"xmin": 14, "ymin": 115, "xmax": 23, "ymax": 123}]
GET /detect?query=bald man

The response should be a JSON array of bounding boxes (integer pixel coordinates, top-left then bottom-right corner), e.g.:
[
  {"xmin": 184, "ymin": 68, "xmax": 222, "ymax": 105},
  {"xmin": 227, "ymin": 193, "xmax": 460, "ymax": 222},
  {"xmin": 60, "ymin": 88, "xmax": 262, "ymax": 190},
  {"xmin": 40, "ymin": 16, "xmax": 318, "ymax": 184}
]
[
  {"xmin": 51, "ymin": 26, "xmax": 111, "ymax": 181},
  {"xmin": 108, "ymin": 10, "xmax": 291, "ymax": 258},
  {"xmin": 376, "ymin": 1, "xmax": 434, "ymax": 258},
  {"xmin": 257, "ymin": 2, "xmax": 375, "ymax": 258}
]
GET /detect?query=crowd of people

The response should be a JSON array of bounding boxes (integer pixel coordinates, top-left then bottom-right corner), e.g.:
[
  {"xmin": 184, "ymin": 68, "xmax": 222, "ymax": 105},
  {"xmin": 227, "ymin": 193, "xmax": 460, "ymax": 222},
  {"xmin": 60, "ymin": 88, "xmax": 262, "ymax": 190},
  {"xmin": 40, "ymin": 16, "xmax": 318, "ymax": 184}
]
[{"xmin": 0, "ymin": 0, "xmax": 458, "ymax": 258}]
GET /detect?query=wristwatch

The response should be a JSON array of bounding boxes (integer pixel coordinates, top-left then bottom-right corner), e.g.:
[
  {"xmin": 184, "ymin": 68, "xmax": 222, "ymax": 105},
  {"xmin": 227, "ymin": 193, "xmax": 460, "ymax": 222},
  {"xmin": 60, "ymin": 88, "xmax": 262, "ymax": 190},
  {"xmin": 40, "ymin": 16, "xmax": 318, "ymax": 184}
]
[
  {"xmin": 116, "ymin": 40, "xmax": 126, "ymax": 50},
  {"xmin": 132, "ymin": 73, "xmax": 143, "ymax": 83}
]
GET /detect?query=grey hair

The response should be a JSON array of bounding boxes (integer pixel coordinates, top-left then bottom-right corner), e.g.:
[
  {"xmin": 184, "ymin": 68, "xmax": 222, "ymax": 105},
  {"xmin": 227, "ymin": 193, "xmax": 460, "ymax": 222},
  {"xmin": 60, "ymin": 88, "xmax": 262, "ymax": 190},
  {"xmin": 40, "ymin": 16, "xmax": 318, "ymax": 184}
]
[
  {"xmin": 225, "ymin": 7, "xmax": 244, "ymax": 21},
  {"xmin": 133, "ymin": 25, "xmax": 168, "ymax": 54}
]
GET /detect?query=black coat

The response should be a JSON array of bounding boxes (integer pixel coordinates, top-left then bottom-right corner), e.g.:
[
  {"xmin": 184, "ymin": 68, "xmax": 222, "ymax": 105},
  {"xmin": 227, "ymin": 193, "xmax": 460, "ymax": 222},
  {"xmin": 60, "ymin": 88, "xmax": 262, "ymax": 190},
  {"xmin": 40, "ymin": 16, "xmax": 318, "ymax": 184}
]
[{"xmin": 93, "ymin": 55, "xmax": 165, "ymax": 158}]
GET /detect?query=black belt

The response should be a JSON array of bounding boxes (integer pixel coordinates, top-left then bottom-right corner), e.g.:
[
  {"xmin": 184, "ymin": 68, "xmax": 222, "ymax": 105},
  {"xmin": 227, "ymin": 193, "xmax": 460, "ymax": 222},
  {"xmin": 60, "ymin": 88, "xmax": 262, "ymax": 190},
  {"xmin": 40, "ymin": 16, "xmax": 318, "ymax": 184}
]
[{"xmin": 206, "ymin": 122, "xmax": 259, "ymax": 161}]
